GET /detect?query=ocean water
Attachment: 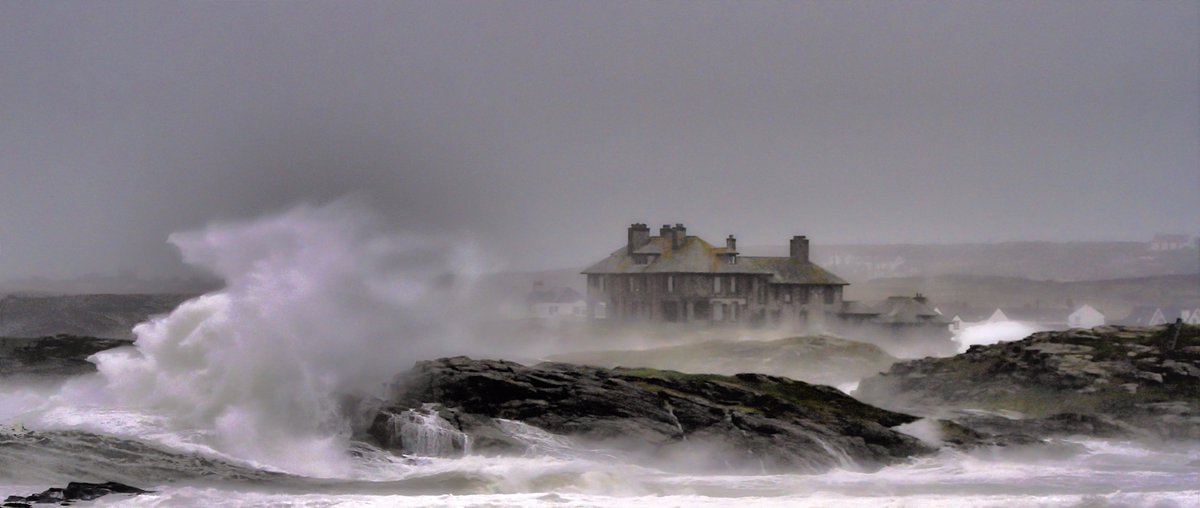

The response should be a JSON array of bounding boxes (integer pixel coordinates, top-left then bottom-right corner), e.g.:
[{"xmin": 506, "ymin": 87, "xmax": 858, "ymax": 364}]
[
  {"xmin": 2, "ymin": 401, "xmax": 1198, "ymax": 508},
  {"xmin": 2, "ymin": 204, "xmax": 1196, "ymax": 507}
]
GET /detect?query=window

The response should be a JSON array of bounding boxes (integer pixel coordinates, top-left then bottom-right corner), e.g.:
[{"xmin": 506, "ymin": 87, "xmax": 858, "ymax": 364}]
[
  {"xmin": 629, "ymin": 277, "xmax": 636, "ymax": 292},
  {"xmin": 730, "ymin": 276, "xmax": 737, "ymax": 294},
  {"xmin": 600, "ymin": 276, "xmax": 606, "ymax": 292},
  {"xmin": 783, "ymin": 290, "xmax": 792, "ymax": 303},
  {"xmin": 825, "ymin": 286, "xmax": 836, "ymax": 304},
  {"xmin": 667, "ymin": 275, "xmax": 675, "ymax": 293},
  {"xmin": 801, "ymin": 287, "xmax": 810, "ymax": 304},
  {"xmin": 713, "ymin": 277, "xmax": 722, "ymax": 294},
  {"xmin": 731, "ymin": 304, "xmax": 739, "ymax": 322}
]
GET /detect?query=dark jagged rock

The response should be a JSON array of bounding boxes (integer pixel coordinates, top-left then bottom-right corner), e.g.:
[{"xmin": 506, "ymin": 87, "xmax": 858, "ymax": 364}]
[
  {"xmin": 0, "ymin": 335, "xmax": 132, "ymax": 377},
  {"xmin": 856, "ymin": 324, "xmax": 1200, "ymax": 439},
  {"xmin": 3, "ymin": 482, "xmax": 149, "ymax": 506},
  {"xmin": 546, "ymin": 335, "xmax": 898, "ymax": 387},
  {"xmin": 367, "ymin": 356, "xmax": 933, "ymax": 473}
]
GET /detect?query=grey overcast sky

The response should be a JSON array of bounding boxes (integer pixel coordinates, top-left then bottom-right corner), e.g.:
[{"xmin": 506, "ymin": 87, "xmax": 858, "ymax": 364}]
[{"xmin": 1, "ymin": 1, "xmax": 1197, "ymax": 279}]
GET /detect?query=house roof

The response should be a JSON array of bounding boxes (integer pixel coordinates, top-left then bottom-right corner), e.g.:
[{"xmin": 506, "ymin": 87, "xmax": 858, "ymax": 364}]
[
  {"xmin": 1115, "ymin": 306, "xmax": 1163, "ymax": 326},
  {"xmin": 527, "ymin": 286, "xmax": 583, "ymax": 305},
  {"xmin": 581, "ymin": 235, "xmax": 847, "ymax": 285},
  {"xmin": 838, "ymin": 301, "xmax": 880, "ymax": 316},
  {"xmin": 872, "ymin": 296, "xmax": 948, "ymax": 324},
  {"xmin": 935, "ymin": 305, "xmax": 993, "ymax": 322}
]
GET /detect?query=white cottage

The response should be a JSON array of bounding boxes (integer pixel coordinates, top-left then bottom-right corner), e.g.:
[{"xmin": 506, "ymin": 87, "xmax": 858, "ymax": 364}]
[
  {"xmin": 1068, "ymin": 304, "xmax": 1106, "ymax": 329},
  {"xmin": 527, "ymin": 284, "xmax": 586, "ymax": 320}
]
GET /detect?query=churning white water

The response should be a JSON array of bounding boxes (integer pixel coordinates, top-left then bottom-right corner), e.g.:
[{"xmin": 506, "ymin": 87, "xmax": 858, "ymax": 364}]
[
  {"xmin": 2, "ymin": 202, "xmax": 1197, "ymax": 506},
  {"xmin": 386, "ymin": 405, "xmax": 473, "ymax": 458},
  {"xmin": 16, "ymin": 202, "xmax": 486, "ymax": 476},
  {"xmin": 953, "ymin": 321, "xmax": 1041, "ymax": 353}
]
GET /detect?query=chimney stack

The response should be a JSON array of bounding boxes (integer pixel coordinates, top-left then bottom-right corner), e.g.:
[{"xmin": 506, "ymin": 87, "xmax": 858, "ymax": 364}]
[
  {"xmin": 673, "ymin": 223, "xmax": 687, "ymax": 249},
  {"xmin": 627, "ymin": 223, "xmax": 650, "ymax": 255},
  {"xmin": 726, "ymin": 234, "xmax": 737, "ymax": 251},
  {"xmin": 789, "ymin": 235, "xmax": 809, "ymax": 263},
  {"xmin": 659, "ymin": 224, "xmax": 674, "ymax": 249}
]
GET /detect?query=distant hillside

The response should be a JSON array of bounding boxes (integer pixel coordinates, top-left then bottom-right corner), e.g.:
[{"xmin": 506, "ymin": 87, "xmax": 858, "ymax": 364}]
[
  {"xmin": 0, "ymin": 294, "xmax": 194, "ymax": 339},
  {"xmin": 801, "ymin": 241, "xmax": 1197, "ymax": 282},
  {"xmin": 846, "ymin": 273, "xmax": 1200, "ymax": 320}
]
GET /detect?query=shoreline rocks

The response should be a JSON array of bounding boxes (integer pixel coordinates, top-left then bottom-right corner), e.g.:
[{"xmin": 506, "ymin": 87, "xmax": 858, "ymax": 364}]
[
  {"xmin": 367, "ymin": 357, "xmax": 933, "ymax": 472},
  {"xmin": 546, "ymin": 335, "xmax": 897, "ymax": 387},
  {"xmin": 0, "ymin": 335, "xmax": 131, "ymax": 377},
  {"xmin": 856, "ymin": 324, "xmax": 1200, "ymax": 439},
  {"xmin": 3, "ymin": 482, "xmax": 149, "ymax": 507}
]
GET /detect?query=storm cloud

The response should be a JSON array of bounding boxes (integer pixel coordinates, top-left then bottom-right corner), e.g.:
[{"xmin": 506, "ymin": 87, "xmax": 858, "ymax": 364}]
[{"xmin": 1, "ymin": 1, "xmax": 1196, "ymax": 280}]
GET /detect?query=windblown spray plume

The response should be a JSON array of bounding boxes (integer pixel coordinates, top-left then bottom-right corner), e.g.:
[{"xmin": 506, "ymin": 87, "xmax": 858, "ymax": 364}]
[{"xmin": 48, "ymin": 202, "xmax": 483, "ymax": 476}]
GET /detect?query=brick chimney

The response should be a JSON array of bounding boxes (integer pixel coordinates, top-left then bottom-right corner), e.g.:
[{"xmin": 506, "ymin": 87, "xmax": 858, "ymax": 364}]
[
  {"xmin": 789, "ymin": 235, "xmax": 809, "ymax": 263},
  {"xmin": 726, "ymin": 234, "xmax": 737, "ymax": 251},
  {"xmin": 627, "ymin": 223, "xmax": 650, "ymax": 256},
  {"xmin": 673, "ymin": 223, "xmax": 687, "ymax": 249},
  {"xmin": 659, "ymin": 224, "xmax": 674, "ymax": 250}
]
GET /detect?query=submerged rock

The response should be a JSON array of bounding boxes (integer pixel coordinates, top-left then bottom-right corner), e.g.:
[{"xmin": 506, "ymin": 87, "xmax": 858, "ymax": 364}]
[
  {"xmin": 856, "ymin": 324, "xmax": 1200, "ymax": 439},
  {"xmin": 368, "ymin": 357, "xmax": 932, "ymax": 472},
  {"xmin": 3, "ymin": 482, "xmax": 148, "ymax": 506}
]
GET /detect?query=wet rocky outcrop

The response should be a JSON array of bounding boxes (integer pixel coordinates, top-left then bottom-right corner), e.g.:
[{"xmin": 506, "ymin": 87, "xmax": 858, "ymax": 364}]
[
  {"xmin": 0, "ymin": 335, "xmax": 131, "ymax": 377},
  {"xmin": 367, "ymin": 357, "xmax": 932, "ymax": 472},
  {"xmin": 546, "ymin": 335, "xmax": 897, "ymax": 387},
  {"xmin": 856, "ymin": 324, "xmax": 1200, "ymax": 439},
  {"xmin": 2, "ymin": 482, "xmax": 148, "ymax": 507}
]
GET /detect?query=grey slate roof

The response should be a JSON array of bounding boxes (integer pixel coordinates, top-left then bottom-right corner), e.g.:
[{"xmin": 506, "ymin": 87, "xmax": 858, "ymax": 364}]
[
  {"xmin": 872, "ymin": 296, "xmax": 948, "ymax": 324},
  {"xmin": 838, "ymin": 301, "xmax": 880, "ymax": 316},
  {"xmin": 582, "ymin": 236, "xmax": 847, "ymax": 285}
]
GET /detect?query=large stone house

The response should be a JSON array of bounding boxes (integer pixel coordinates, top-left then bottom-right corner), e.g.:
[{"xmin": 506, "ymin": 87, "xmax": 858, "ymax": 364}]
[{"xmin": 582, "ymin": 223, "xmax": 848, "ymax": 328}]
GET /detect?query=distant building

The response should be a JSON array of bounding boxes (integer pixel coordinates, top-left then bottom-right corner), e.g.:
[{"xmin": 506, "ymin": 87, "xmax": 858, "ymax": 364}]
[
  {"xmin": 824, "ymin": 252, "xmax": 907, "ymax": 279},
  {"xmin": 1118, "ymin": 306, "xmax": 1167, "ymax": 326},
  {"xmin": 582, "ymin": 223, "xmax": 848, "ymax": 328},
  {"xmin": 1149, "ymin": 234, "xmax": 1192, "ymax": 251},
  {"xmin": 940, "ymin": 307, "xmax": 1005, "ymax": 335},
  {"xmin": 837, "ymin": 294, "xmax": 950, "ymax": 336},
  {"xmin": 1118, "ymin": 306, "xmax": 1200, "ymax": 327},
  {"xmin": 1067, "ymin": 304, "xmax": 1106, "ymax": 329},
  {"xmin": 1002, "ymin": 307, "xmax": 1070, "ymax": 330},
  {"xmin": 1184, "ymin": 308, "xmax": 1200, "ymax": 325},
  {"xmin": 527, "ymin": 283, "xmax": 586, "ymax": 319}
]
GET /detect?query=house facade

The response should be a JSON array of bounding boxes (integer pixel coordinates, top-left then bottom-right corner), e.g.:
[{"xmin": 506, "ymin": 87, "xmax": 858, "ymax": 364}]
[
  {"xmin": 527, "ymin": 283, "xmax": 586, "ymax": 320},
  {"xmin": 582, "ymin": 223, "xmax": 848, "ymax": 328}
]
